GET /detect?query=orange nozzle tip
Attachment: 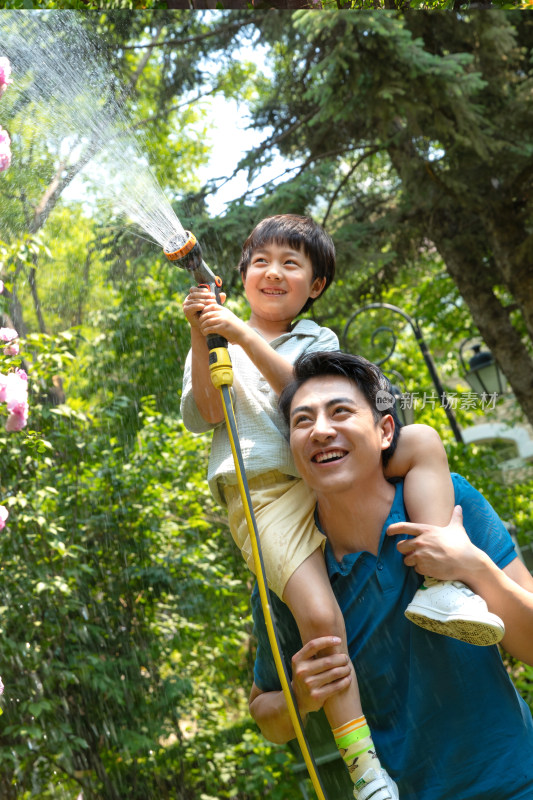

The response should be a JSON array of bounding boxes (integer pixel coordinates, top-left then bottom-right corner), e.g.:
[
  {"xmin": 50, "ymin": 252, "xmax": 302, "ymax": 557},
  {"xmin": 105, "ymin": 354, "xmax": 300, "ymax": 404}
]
[{"xmin": 163, "ymin": 230, "xmax": 197, "ymax": 261}]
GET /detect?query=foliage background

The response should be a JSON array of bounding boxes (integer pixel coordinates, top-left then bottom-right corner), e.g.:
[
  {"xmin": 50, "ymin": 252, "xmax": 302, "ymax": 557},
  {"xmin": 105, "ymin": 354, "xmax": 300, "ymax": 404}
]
[{"xmin": 0, "ymin": 10, "xmax": 532, "ymax": 799}]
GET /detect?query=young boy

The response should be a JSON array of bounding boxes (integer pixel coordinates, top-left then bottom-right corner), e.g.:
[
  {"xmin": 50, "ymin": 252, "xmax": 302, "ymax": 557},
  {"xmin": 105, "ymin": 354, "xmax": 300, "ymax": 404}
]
[{"xmin": 180, "ymin": 214, "xmax": 504, "ymax": 800}]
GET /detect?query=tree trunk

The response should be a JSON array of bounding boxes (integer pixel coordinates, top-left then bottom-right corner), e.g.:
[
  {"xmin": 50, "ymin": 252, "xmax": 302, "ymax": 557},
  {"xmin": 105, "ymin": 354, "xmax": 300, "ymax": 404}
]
[
  {"xmin": 432, "ymin": 225, "xmax": 533, "ymax": 429},
  {"xmin": 28, "ymin": 257, "xmax": 47, "ymax": 334},
  {"xmin": 388, "ymin": 137, "xmax": 533, "ymax": 428}
]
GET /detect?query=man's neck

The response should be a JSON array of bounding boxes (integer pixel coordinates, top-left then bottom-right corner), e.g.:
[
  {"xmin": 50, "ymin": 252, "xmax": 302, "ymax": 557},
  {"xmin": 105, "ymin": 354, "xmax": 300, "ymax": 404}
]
[{"xmin": 316, "ymin": 477, "xmax": 396, "ymax": 561}]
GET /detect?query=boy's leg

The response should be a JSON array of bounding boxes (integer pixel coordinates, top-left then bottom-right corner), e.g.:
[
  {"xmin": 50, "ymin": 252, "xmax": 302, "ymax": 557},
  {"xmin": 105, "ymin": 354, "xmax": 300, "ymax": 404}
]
[
  {"xmin": 402, "ymin": 457, "xmax": 504, "ymax": 646},
  {"xmin": 283, "ymin": 551, "xmax": 397, "ymax": 799}
]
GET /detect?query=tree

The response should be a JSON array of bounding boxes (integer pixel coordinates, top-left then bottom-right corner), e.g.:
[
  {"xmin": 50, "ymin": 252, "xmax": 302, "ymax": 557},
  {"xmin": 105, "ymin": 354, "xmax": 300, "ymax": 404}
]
[
  {"xmin": 191, "ymin": 11, "xmax": 533, "ymax": 426},
  {"xmin": 0, "ymin": 11, "xmax": 255, "ymax": 334}
]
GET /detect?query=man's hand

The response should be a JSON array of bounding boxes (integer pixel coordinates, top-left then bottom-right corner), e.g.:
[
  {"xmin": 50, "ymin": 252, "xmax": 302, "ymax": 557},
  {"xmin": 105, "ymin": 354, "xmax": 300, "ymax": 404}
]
[
  {"xmin": 291, "ymin": 636, "xmax": 353, "ymax": 716},
  {"xmin": 386, "ymin": 505, "xmax": 485, "ymax": 583}
]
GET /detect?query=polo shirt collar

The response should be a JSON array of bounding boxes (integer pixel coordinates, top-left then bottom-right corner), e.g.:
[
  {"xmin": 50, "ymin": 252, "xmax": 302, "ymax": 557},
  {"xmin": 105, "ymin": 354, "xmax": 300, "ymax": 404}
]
[
  {"xmin": 320, "ymin": 480, "xmax": 407, "ymax": 578},
  {"xmin": 260, "ymin": 318, "xmax": 319, "ymax": 347}
]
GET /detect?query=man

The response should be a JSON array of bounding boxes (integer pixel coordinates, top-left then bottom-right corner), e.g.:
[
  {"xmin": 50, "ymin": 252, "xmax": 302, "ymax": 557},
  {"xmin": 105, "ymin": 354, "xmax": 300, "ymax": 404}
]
[{"xmin": 248, "ymin": 350, "xmax": 533, "ymax": 800}]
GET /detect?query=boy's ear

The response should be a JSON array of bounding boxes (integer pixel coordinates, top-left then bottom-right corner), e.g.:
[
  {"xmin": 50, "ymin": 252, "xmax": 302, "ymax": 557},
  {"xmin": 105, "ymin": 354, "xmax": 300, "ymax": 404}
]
[{"xmin": 309, "ymin": 276, "xmax": 326, "ymax": 299}]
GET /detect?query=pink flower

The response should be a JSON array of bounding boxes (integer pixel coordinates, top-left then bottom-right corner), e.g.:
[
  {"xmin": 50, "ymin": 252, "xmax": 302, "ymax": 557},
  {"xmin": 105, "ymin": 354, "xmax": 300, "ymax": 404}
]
[
  {"xmin": 0, "ymin": 675, "xmax": 4, "ymax": 695},
  {"xmin": 0, "ymin": 327, "xmax": 18, "ymax": 342},
  {"xmin": 0, "ymin": 370, "xmax": 28, "ymax": 430},
  {"xmin": 6, "ymin": 408, "xmax": 27, "ymax": 431},
  {"xmin": 0, "ymin": 505, "xmax": 8, "ymax": 530},
  {"xmin": 0, "ymin": 126, "xmax": 11, "ymax": 173},
  {"xmin": 0, "ymin": 57, "xmax": 12, "ymax": 98},
  {"xmin": 5, "ymin": 369, "xmax": 28, "ymax": 404},
  {"xmin": 0, "ymin": 327, "xmax": 19, "ymax": 355}
]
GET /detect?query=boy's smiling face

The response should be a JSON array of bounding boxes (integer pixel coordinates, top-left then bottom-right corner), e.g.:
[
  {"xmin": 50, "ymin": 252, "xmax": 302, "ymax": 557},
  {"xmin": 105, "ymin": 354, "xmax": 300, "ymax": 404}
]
[{"xmin": 242, "ymin": 241, "xmax": 325, "ymax": 335}]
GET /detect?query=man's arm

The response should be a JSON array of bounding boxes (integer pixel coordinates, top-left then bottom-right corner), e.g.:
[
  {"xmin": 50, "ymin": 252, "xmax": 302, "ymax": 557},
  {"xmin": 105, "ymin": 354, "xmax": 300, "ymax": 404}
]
[
  {"xmin": 387, "ymin": 505, "xmax": 533, "ymax": 665},
  {"xmin": 249, "ymin": 636, "xmax": 352, "ymax": 744}
]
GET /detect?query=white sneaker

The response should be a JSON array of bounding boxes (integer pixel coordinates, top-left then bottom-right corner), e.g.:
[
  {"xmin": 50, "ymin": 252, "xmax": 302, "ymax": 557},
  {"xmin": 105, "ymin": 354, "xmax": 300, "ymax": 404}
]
[
  {"xmin": 353, "ymin": 767, "xmax": 399, "ymax": 800},
  {"xmin": 405, "ymin": 579, "xmax": 505, "ymax": 646}
]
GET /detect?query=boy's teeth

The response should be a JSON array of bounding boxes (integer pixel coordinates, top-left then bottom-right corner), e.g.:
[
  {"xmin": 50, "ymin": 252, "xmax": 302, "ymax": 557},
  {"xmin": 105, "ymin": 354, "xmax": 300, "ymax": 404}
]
[{"xmin": 315, "ymin": 450, "xmax": 344, "ymax": 463}]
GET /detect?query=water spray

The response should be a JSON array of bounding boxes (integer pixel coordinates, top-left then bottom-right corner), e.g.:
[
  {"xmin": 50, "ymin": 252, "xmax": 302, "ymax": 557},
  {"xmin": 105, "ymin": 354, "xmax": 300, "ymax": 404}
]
[{"xmin": 165, "ymin": 231, "xmax": 329, "ymax": 800}]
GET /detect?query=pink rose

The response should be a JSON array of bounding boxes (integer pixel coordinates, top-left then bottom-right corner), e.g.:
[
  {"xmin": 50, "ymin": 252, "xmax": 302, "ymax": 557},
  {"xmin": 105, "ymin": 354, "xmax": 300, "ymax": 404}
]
[
  {"xmin": 4, "ymin": 369, "xmax": 28, "ymax": 430},
  {"xmin": 5, "ymin": 370, "xmax": 27, "ymax": 405},
  {"xmin": 0, "ymin": 327, "xmax": 18, "ymax": 342},
  {"xmin": 7, "ymin": 394, "xmax": 28, "ymax": 416},
  {"xmin": 1, "ymin": 328, "xmax": 19, "ymax": 356},
  {"xmin": 0, "ymin": 57, "xmax": 12, "ymax": 98},
  {"xmin": 0, "ymin": 505, "xmax": 8, "ymax": 530},
  {"xmin": 0, "ymin": 127, "xmax": 11, "ymax": 172},
  {"xmin": 6, "ymin": 409, "xmax": 27, "ymax": 431},
  {"xmin": 0, "ymin": 373, "xmax": 7, "ymax": 403}
]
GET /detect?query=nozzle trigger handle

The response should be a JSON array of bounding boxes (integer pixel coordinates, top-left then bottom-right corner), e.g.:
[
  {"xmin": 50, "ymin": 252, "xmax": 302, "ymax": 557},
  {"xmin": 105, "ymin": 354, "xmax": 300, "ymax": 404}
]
[
  {"xmin": 197, "ymin": 281, "xmax": 223, "ymax": 305},
  {"xmin": 196, "ymin": 283, "xmax": 227, "ymax": 350}
]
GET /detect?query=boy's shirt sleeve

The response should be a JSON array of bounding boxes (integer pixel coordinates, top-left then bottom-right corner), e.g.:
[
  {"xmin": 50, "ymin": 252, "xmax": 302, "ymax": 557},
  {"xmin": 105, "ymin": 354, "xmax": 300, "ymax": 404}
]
[
  {"xmin": 305, "ymin": 325, "xmax": 339, "ymax": 354},
  {"xmin": 180, "ymin": 349, "xmax": 217, "ymax": 434}
]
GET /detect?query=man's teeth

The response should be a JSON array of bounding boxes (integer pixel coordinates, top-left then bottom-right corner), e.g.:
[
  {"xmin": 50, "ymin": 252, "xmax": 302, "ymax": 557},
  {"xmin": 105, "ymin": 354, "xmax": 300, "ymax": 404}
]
[{"xmin": 314, "ymin": 451, "xmax": 345, "ymax": 463}]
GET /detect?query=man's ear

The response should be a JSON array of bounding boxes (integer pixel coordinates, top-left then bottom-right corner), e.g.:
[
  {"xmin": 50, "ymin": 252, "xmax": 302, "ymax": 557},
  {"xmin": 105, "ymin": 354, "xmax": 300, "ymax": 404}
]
[{"xmin": 380, "ymin": 414, "xmax": 395, "ymax": 450}]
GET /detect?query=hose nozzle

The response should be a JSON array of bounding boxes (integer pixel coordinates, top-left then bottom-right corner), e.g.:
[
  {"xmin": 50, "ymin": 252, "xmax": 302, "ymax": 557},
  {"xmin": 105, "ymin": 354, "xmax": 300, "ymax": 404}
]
[
  {"xmin": 164, "ymin": 228, "xmax": 223, "ymax": 297},
  {"xmin": 163, "ymin": 230, "xmax": 200, "ymax": 268}
]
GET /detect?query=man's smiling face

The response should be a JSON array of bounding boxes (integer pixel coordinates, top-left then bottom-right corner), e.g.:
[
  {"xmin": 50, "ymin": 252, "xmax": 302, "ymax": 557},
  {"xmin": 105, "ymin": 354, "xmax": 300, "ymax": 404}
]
[{"xmin": 289, "ymin": 375, "xmax": 394, "ymax": 497}]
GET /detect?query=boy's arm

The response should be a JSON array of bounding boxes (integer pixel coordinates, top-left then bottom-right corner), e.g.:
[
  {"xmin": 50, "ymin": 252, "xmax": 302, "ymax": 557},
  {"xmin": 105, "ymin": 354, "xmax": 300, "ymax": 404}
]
[
  {"xmin": 183, "ymin": 288, "xmax": 225, "ymax": 424},
  {"xmin": 199, "ymin": 296, "xmax": 295, "ymax": 395},
  {"xmin": 189, "ymin": 327, "xmax": 225, "ymax": 424},
  {"xmin": 384, "ymin": 423, "xmax": 447, "ymax": 477},
  {"xmin": 385, "ymin": 423, "xmax": 454, "ymax": 526}
]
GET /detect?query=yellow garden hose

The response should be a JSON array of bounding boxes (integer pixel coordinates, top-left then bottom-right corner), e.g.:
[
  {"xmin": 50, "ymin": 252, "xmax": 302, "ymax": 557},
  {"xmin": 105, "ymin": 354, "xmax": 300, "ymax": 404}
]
[{"xmin": 210, "ymin": 355, "xmax": 329, "ymax": 800}]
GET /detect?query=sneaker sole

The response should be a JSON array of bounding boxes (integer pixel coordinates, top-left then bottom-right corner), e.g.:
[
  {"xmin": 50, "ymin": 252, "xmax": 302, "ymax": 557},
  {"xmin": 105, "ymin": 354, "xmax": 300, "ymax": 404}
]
[{"xmin": 404, "ymin": 609, "xmax": 504, "ymax": 646}]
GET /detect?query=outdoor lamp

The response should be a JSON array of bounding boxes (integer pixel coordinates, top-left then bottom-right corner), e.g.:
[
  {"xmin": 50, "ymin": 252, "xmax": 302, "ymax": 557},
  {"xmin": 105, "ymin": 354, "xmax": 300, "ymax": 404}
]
[{"xmin": 459, "ymin": 340, "xmax": 507, "ymax": 397}]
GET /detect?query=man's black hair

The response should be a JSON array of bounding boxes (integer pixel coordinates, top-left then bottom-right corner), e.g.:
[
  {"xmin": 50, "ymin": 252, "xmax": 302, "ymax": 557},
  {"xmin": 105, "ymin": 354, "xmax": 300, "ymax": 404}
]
[
  {"xmin": 238, "ymin": 214, "xmax": 335, "ymax": 315},
  {"xmin": 279, "ymin": 350, "xmax": 402, "ymax": 467}
]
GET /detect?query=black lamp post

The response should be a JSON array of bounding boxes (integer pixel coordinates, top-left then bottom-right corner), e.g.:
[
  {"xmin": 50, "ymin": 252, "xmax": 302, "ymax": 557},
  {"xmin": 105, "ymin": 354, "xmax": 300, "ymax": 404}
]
[
  {"xmin": 342, "ymin": 302, "xmax": 464, "ymax": 444},
  {"xmin": 459, "ymin": 339, "xmax": 507, "ymax": 397}
]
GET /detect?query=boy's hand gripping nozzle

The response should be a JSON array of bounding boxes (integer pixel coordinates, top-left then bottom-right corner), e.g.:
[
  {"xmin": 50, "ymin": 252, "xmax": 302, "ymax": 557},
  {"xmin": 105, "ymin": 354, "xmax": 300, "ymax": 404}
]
[{"xmin": 164, "ymin": 230, "xmax": 233, "ymax": 389}]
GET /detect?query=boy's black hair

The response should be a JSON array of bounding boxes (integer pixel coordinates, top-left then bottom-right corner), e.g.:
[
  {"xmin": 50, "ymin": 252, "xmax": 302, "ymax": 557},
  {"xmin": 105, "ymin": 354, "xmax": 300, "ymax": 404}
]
[
  {"xmin": 279, "ymin": 350, "xmax": 402, "ymax": 467},
  {"xmin": 238, "ymin": 214, "xmax": 335, "ymax": 315}
]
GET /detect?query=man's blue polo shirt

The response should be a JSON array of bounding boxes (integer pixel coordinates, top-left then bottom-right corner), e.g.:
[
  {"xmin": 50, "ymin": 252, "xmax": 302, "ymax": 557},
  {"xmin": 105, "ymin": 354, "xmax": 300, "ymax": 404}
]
[{"xmin": 252, "ymin": 474, "xmax": 533, "ymax": 800}]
